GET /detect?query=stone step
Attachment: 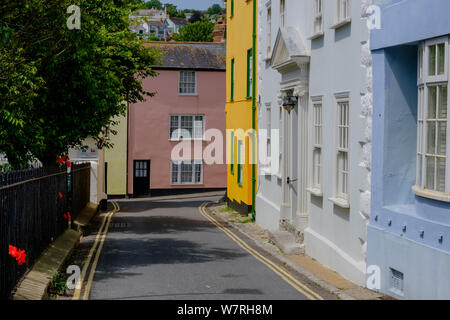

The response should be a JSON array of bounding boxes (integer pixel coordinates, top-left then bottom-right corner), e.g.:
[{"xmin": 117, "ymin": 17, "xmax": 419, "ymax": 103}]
[{"xmin": 269, "ymin": 230, "xmax": 305, "ymax": 255}]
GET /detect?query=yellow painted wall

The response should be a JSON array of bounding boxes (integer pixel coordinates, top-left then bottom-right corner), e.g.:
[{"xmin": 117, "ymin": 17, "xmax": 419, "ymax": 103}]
[
  {"xmin": 104, "ymin": 114, "xmax": 128, "ymax": 195},
  {"xmin": 225, "ymin": 0, "xmax": 257, "ymax": 210}
]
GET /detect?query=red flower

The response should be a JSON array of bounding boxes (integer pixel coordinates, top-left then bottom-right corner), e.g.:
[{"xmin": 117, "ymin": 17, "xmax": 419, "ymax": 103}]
[
  {"xmin": 58, "ymin": 192, "xmax": 63, "ymax": 199},
  {"xmin": 66, "ymin": 161, "xmax": 72, "ymax": 168},
  {"xmin": 9, "ymin": 245, "xmax": 26, "ymax": 265},
  {"xmin": 8, "ymin": 245, "xmax": 17, "ymax": 258},
  {"xmin": 16, "ymin": 249, "xmax": 26, "ymax": 265},
  {"xmin": 64, "ymin": 212, "xmax": 71, "ymax": 220}
]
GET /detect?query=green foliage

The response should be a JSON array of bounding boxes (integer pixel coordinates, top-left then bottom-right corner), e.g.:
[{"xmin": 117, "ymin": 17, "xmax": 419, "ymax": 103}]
[
  {"xmin": 0, "ymin": 163, "xmax": 13, "ymax": 174},
  {"xmin": 148, "ymin": 35, "xmax": 162, "ymax": 41},
  {"xmin": 141, "ymin": 0, "xmax": 163, "ymax": 9},
  {"xmin": 0, "ymin": 0, "xmax": 162, "ymax": 169},
  {"xmin": 165, "ymin": 3, "xmax": 185, "ymax": 18},
  {"xmin": 207, "ymin": 4, "xmax": 225, "ymax": 15},
  {"xmin": 188, "ymin": 11, "xmax": 204, "ymax": 23},
  {"xmin": 49, "ymin": 271, "xmax": 68, "ymax": 295},
  {"xmin": 172, "ymin": 18, "xmax": 215, "ymax": 42}
]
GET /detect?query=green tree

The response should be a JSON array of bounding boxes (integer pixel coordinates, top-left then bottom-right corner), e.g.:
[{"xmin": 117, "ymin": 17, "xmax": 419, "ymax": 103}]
[
  {"xmin": 207, "ymin": 4, "xmax": 224, "ymax": 15},
  {"xmin": 188, "ymin": 11, "xmax": 204, "ymax": 23},
  {"xmin": 166, "ymin": 4, "xmax": 185, "ymax": 18},
  {"xmin": 0, "ymin": 0, "xmax": 161, "ymax": 169},
  {"xmin": 142, "ymin": 0, "xmax": 163, "ymax": 9},
  {"xmin": 172, "ymin": 19, "xmax": 215, "ymax": 42}
]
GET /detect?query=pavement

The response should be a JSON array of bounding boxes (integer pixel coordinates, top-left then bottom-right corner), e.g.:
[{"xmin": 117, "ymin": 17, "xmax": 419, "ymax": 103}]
[
  {"xmin": 207, "ymin": 201, "xmax": 392, "ymax": 300},
  {"xmin": 64, "ymin": 196, "xmax": 337, "ymax": 300}
]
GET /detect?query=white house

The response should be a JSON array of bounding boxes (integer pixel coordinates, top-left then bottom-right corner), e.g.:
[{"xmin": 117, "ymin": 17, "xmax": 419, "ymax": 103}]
[
  {"xmin": 256, "ymin": 0, "xmax": 373, "ymax": 286},
  {"xmin": 256, "ymin": 0, "xmax": 313, "ymax": 248}
]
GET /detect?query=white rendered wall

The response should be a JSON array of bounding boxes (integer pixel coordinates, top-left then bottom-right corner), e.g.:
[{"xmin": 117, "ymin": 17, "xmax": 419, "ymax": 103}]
[
  {"xmin": 256, "ymin": 0, "xmax": 312, "ymax": 231},
  {"xmin": 304, "ymin": 0, "xmax": 373, "ymax": 286}
]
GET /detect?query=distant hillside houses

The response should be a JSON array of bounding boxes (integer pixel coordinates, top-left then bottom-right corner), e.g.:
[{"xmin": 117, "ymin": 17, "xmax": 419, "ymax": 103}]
[{"xmin": 130, "ymin": 7, "xmax": 225, "ymax": 41}]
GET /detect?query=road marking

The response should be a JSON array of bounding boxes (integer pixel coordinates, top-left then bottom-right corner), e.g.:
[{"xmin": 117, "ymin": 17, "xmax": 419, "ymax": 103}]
[
  {"xmin": 198, "ymin": 203, "xmax": 324, "ymax": 301},
  {"xmin": 73, "ymin": 201, "xmax": 119, "ymax": 300}
]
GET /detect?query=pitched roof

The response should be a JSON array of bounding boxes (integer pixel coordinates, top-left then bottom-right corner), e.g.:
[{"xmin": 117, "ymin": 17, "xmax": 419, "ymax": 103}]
[
  {"xmin": 146, "ymin": 20, "xmax": 165, "ymax": 28},
  {"xmin": 150, "ymin": 42, "xmax": 225, "ymax": 71},
  {"xmin": 169, "ymin": 17, "xmax": 188, "ymax": 26}
]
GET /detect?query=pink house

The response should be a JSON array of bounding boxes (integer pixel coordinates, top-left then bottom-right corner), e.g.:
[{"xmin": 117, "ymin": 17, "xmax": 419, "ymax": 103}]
[{"xmin": 128, "ymin": 42, "xmax": 226, "ymax": 196}]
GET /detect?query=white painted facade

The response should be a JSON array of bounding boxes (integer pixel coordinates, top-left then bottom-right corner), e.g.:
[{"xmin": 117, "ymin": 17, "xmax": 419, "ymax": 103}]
[
  {"xmin": 256, "ymin": 0, "xmax": 313, "ymax": 239},
  {"xmin": 256, "ymin": 0, "xmax": 373, "ymax": 286}
]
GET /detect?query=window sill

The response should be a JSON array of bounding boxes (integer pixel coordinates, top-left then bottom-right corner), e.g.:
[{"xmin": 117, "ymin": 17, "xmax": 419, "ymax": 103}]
[
  {"xmin": 307, "ymin": 32, "xmax": 324, "ymax": 40},
  {"xmin": 330, "ymin": 18, "xmax": 352, "ymax": 30},
  {"xmin": 169, "ymin": 138, "xmax": 205, "ymax": 142},
  {"xmin": 412, "ymin": 185, "xmax": 450, "ymax": 202},
  {"xmin": 178, "ymin": 94, "xmax": 198, "ymax": 97},
  {"xmin": 328, "ymin": 197, "xmax": 350, "ymax": 209},
  {"xmin": 306, "ymin": 187, "xmax": 323, "ymax": 197},
  {"xmin": 171, "ymin": 183, "xmax": 204, "ymax": 186}
]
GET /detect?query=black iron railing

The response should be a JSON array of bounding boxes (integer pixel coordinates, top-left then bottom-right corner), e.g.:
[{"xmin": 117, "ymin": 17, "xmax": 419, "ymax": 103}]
[{"xmin": 0, "ymin": 163, "xmax": 91, "ymax": 299}]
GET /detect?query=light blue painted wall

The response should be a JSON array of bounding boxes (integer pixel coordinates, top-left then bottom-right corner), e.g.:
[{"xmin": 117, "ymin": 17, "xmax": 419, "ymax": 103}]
[
  {"xmin": 372, "ymin": 0, "xmax": 450, "ymax": 50},
  {"xmin": 368, "ymin": 0, "xmax": 450, "ymax": 299}
]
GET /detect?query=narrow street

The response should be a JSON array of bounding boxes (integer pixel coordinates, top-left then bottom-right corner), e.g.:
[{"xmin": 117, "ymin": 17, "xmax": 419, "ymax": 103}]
[{"xmin": 73, "ymin": 196, "xmax": 336, "ymax": 300}]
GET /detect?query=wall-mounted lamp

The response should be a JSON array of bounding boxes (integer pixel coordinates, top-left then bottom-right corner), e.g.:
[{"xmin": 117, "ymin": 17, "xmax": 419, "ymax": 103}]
[{"xmin": 282, "ymin": 95, "xmax": 298, "ymax": 113}]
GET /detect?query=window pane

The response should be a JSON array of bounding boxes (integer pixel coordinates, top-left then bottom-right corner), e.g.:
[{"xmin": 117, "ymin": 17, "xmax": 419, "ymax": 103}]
[
  {"xmin": 426, "ymin": 156, "xmax": 435, "ymax": 190},
  {"xmin": 181, "ymin": 162, "xmax": 193, "ymax": 183},
  {"xmin": 427, "ymin": 122, "xmax": 436, "ymax": 154},
  {"xmin": 194, "ymin": 116, "xmax": 204, "ymax": 139},
  {"xmin": 429, "ymin": 45, "xmax": 436, "ymax": 76},
  {"xmin": 181, "ymin": 116, "xmax": 193, "ymax": 139},
  {"xmin": 195, "ymin": 163, "xmax": 202, "ymax": 183},
  {"xmin": 313, "ymin": 148, "xmax": 321, "ymax": 188},
  {"xmin": 437, "ymin": 157, "xmax": 446, "ymax": 192},
  {"xmin": 438, "ymin": 43, "xmax": 445, "ymax": 75},
  {"xmin": 417, "ymin": 155, "xmax": 423, "ymax": 186},
  {"xmin": 437, "ymin": 121, "xmax": 447, "ymax": 156},
  {"xmin": 172, "ymin": 162, "xmax": 179, "ymax": 183},
  {"xmin": 428, "ymin": 86, "xmax": 437, "ymax": 119},
  {"xmin": 439, "ymin": 85, "xmax": 448, "ymax": 119}
]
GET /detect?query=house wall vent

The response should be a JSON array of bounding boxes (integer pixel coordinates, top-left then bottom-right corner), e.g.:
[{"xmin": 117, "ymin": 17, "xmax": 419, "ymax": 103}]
[{"xmin": 389, "ymin": 268, "xmax": 404, "ymax": 295}]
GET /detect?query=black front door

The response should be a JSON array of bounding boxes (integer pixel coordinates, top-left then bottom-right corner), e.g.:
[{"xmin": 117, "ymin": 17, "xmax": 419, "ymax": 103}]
[{"xmin": 133, "ymin": 160, "xmax": 150, "ymax": 197}]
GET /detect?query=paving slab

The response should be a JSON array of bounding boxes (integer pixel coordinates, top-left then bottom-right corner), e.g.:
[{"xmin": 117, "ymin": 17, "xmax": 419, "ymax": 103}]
[
  {"xmin": 73, "ymin": 202, "xmax": 98, "ymax": 233},
  {"xmin": 13, "ymin": 229, "xmax": 81, "ymax": 300}
]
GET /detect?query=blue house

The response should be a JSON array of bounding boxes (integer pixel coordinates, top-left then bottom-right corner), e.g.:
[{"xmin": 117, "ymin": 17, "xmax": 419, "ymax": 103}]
[{"xmin": 368, "ymin": 0, "xmax": 450, "ymax": 299}]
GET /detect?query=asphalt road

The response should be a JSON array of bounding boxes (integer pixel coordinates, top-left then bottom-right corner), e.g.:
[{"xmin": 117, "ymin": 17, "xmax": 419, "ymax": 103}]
[{"xmin": 86, "ymin": 197, "xmax": 331, "ymax": 300}]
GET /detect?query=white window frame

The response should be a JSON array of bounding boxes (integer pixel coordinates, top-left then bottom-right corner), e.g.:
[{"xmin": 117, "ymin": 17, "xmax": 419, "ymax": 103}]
[
  {"xmin": 278, "ymin": 106, "xmax": 283, "ymax": 177},
  {"xmin": 329, "ymin": 93, "xmax": 350, "ymax": 208},
  {"xmin": 169, "ymin": 115, "xmax": 205, "ymax": 140},
  {"xmin": 414, "ymin": 36, "xmax": 450, "ymax": 201},
  {"xmin": 313, "ymin": 0, "xmax": 323, "ymax": 35},
  {"xmin": 266, "ymin": 5, "xmax": 272, "ymax": 58},
  {"xmin": 171, "ymin": 160, "xmax": 203, "ymax": 185},
  {"xmin": 280, "ymin": 0, "xmax": 286, "ymax": 28},
  {"xmin": 309, "ymin": 97, "xmax": 323, "ymax": 195},
  {"xmin": 178, "ymin": 70, "xmax": 197, "ymax": 95},
  {"xmin": 336, "ymin": 0, "xmax": 351, "ymax": 23},
  {"xmin": 266, "ymin": 103, "xmax": 272, "ymax": 161}
]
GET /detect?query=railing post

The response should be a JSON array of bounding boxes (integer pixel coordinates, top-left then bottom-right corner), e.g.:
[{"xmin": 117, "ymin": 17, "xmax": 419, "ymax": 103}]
[{"xmin": 67, "ymin": 165, "xmax": 73, "ymax": 229}]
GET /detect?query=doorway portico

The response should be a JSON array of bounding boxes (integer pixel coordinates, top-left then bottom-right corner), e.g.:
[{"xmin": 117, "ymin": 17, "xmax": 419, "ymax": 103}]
[{"xmin": 271, "ymin": 27, "xmax": 310, "ymax": 237}]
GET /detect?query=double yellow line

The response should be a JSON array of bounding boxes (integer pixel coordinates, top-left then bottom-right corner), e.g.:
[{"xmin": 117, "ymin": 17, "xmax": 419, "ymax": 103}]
[
  {"xmin": 198, "ymin": 203, "xmax": 324, "ymax": 300},
  {"xmin": 73, "ymin": 201, "xmax": 119, "ymax": 300}
]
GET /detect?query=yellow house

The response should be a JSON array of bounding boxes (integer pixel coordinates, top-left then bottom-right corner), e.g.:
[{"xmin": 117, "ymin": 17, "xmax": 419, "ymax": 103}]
[
  {"xmin": 225, "ymin": 0, "xmax": 257, "ymax": 215},
  {"xmin": 104, "ymin": 113, "xmax": 128, "ymax": 197}
]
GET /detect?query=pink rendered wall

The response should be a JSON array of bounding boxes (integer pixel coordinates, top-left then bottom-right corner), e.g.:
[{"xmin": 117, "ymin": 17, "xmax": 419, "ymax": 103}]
[{"xmin": 127, "ymin": 69, "xmax": 226, "ymax": 194}]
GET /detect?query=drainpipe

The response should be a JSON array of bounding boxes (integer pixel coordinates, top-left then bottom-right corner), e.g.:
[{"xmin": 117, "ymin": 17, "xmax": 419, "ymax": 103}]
[{"xmin": 251, "ymin": 0, "xmax": 256, "ymax": 221}]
